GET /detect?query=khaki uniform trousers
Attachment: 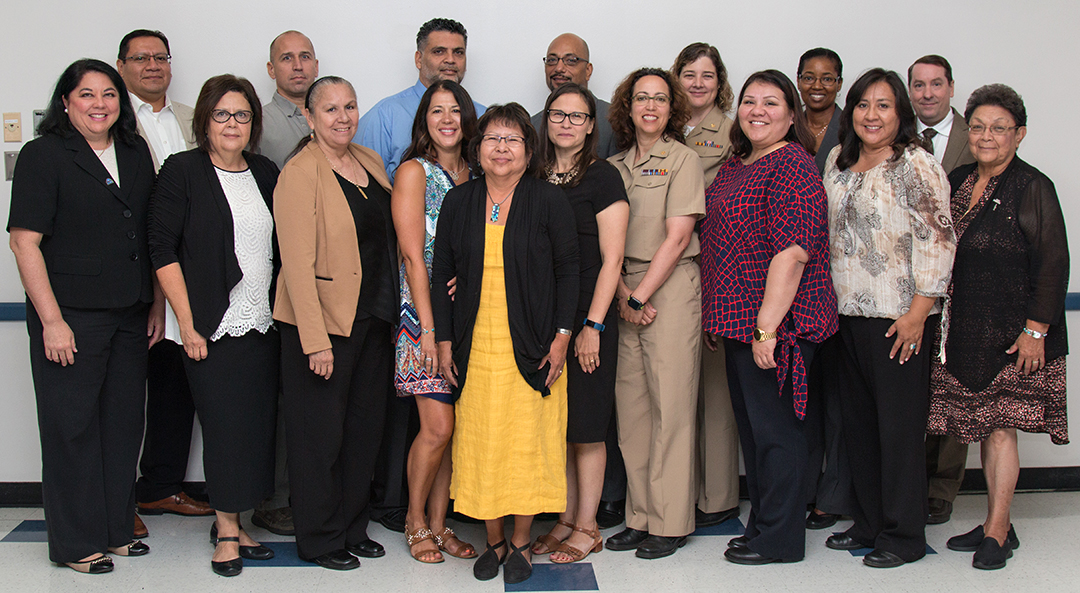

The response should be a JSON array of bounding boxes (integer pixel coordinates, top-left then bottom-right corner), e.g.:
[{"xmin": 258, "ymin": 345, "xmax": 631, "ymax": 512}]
[
  {"xmin": 926, "ymin": 434, "xmax": 968, "ymax": 501},
  {"xmin": 616, "ymin": 259, "xmax": 702, "ymax": 537},
  {"xmin": 697, "ymin": 342, "xmax": 741, "ymax": 513}
]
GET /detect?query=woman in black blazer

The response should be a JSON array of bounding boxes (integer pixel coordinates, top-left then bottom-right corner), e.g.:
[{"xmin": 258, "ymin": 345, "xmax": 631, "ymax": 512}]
[
  {"xmin": 8, "ymin": 59, "xmax": 160, "ymax": 574},
  {"xmin": 148, "ymin": 75, "xmax": 280, "ymax": 577}
]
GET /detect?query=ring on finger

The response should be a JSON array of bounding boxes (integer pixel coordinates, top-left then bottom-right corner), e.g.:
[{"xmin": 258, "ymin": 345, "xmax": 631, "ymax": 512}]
[{"xmin": 909, "ymin": 343, "xmax": 916, "ymax": 350}]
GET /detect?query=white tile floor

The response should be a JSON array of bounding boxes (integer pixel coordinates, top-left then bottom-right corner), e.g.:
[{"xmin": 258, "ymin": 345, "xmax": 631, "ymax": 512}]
[{"xmin": 2, "ymin": 491, "xmax": 1078, "ymax": 593}]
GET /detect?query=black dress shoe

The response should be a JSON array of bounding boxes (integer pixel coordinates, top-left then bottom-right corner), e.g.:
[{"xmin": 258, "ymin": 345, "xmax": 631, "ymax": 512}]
[
  {"xmin": 948, "ymin": 524, "xmax": 1019, "ymax": 552},
  {"xmin": 727, "ymin": 535, "xmax": 749, "ymax": 549},
  {"xmin": 503, "ymin": 542, "xmax": 532, "ymax": 584},
  {"xmin": 211, "ymin": 537, "xmax": 243, "ymax": 577},
  {"xmin": 724, "ymin": 546, "xmax": 780, "ymax": 565},
  {"xmin": 310, "ymin": 549, "xmax": 360, "ymax": 570},
  {"xmin": 805, "ymin": 511, "xmax": 840, "ymax": 530},
  {"xmin": 108, "ymin": 540, "xmax": 150, "ymax": 556},
  {"xmin": 825, "ymin": 533, "xmax": 866, "ymax": 550},
  {"xmin": 973, "ymin": 536, "xmax": 1013, "ymax": 570},
  {"xmin": 635, "ymin": 535, "xmax": 687, "ymax": 559},
  {"xmin": 863, "ymin": 549, "xmax": 906, "ymax": 568},
  {"xmin": 605, "ymin": 528, "xmax": 648, "ymax": 551},
  {"xmin": 596, "ymin": 500, "xmax": 625, "ymax": 530},
  {"xmin": 210, "ymin": 523, "xmax": 275, "ymax": 560},
  {"xmin": 473, "ymin": 540, "xmax": 506, "ymax": 581},
  {"xmin": 374, "ymin": 508, "xmax": 407, "ymax": 533},
  {"xmin": 696, "ymin": 506, "xmax": 740, "ymax": 528},
  {"xmin": 347, "ymin": 539, "xmax": 385, "ymax": 558},
  {"xmin": 927, "ymin": 498, "xmax": 953, "ymax": 525}
]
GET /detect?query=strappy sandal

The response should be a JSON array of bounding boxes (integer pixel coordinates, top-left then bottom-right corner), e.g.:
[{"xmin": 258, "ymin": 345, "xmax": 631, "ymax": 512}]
[
  {"xmin": 64, "ymin": 554, "xmax": 113, "ymax": 574},
  {"xmin": 433, "ymin": 526, "xmax": 477, "ymax": 559},
  {"xmin": 550, "ymin": 525, "xmax": 603, "ymax": 564},
  {"xmin": 532, "ymin": 519, "xmax": 575, "ymax": 554},
  {"xmin": 504, "ymin": 541, "xmax": 533, "ymax": 584},
  {"xmin": 405, "ymin": 523, "xmax": 443, "ymax": 564}
]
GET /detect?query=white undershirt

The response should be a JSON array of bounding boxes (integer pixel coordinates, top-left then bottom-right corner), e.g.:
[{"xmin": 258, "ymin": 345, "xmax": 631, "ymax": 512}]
[
  {"xmin": 94, "ymin": 143, "xmax": 120, "ymax": 187},
  {"xmin": 917, "ymin": 110, "xmax": 954, "ymax": 164},
  {"xmin": 130, "ymin": 93, "xmax": 185, "ymax": 169}
]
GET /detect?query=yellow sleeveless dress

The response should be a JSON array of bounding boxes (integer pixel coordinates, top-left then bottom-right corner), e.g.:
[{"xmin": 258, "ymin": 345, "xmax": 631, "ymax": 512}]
[{"xmin": 450, "ymin": 223, "xmax": 568, "ymax": 519}]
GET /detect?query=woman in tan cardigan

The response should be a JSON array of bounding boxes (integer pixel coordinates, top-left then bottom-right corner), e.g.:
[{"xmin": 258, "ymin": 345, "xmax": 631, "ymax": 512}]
[{"xmin": 273, "ymin": 76, "xmax": 397, "ymax": 571}]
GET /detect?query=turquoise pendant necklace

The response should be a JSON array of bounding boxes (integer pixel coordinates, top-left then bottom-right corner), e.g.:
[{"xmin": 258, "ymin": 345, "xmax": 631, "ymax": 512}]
[{"xmin": 487, "ymin": 188, "xmax": 513, "ymax": 222}]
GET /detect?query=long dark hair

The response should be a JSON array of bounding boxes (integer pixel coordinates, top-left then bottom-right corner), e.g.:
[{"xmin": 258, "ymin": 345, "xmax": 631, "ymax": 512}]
[
  {"xmin": 192, "ymin": 74, "xmax": 263, "ymax": 152},
  {"xmin": 729, "ymin": 70, "xmax": 814, "ymax": 159},
  {"xmin": 38, "ymin": 59, "xmax": 140, "ymax": 146},
  {"xmin": 608, "ymin": 67, "xmax": 690, "ymax": 151},
  {"xmin": 536, "ymin": 83, "xmax": 597, "ymax": 188},
  {"xmin": 835, "ymin": 68, "xmax": 919, "ymax": 171},
  {"xmin": 467, "ymin": 103, "xmax": 539, "ymax": 176},
  {"xmin": 288, "ymin": 75, "xmax": 355, "ymax": 159},
  {"xmin": 401, "ymin": 79, "xmax": 477, "ymax": 165}
]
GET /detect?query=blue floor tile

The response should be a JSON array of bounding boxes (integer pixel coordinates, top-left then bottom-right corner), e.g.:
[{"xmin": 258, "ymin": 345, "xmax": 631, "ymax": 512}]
[
  {"xmin": 1, "ymin": 520, "xmax": 47, "ymax": 543},
  {"xmin": 504, "ymin": 563, "xmax": 599, "ymax": 592},
  {"xmin": 692, "ymin": 517, "xmax": 744, "ymax": 536}
]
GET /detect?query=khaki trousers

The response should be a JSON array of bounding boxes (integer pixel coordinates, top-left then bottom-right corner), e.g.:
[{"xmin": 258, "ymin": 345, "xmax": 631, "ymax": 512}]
[
  {"xmin": 697, "ymin": 341, "xmax": 741, "ymax": 513},
  {"xmin": 926, "ymin": 434, "xmax": 969, "ymax": 501}
]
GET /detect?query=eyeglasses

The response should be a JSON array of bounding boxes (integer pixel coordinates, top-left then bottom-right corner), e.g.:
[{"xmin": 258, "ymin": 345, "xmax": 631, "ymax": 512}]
[
  {"xmin": 968, "ymin": 124, "xmax": 1019, "ymax": 136},
  {"xmin": 481, "ymin": 134, "xmax": 526, "ymax": 147},
  {"xmin": 211, "ymin": 109, "xmax": 253, "ymax": 124},
  {"xmin": 547, "ymin": 109, "xmax": 591, "ymax": 125},
  {"xmin": 123, "ymin": 53, "xmax": 171, "ymax": 65},
  {"xmin": 632, "ymin": 93, "xmax": 670, "ymax": 106},
  {"xmin": 798, "ymin": 74, "xmax": 838, "ymax": 87},
  {"xmin": 543, "ymin": 55, "xmax": 586, "ymax": 67}
]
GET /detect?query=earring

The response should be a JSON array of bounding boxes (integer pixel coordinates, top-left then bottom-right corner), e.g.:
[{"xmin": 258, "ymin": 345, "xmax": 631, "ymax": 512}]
[
  {"xmin": 310, "ymin": 132, "xmax": 315, "ymax": 139},
  {"xmin": 64, "ymin": 108, "xmax": 68, "ymax": 113}
]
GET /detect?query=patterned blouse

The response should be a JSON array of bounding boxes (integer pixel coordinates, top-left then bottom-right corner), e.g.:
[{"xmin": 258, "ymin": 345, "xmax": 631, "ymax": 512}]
[
  {"xmin": 824, "ymin": 144, "xmax": 955, "ymax": 319},
  {"xmin": 701, "ymin": 142, "xmax": 838, "ymax": 419}
]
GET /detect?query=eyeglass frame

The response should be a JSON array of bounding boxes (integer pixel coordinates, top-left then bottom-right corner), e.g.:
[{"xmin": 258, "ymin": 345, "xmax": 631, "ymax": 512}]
[
  {"xmin": 210, "ymin": 109, "xmax": 254, "ymax": 124},
  {"xmin": 967, "ymin": 124, "xmax": 1020, "ymax": 136},
  {"xmin": 547, "ymin": 109, "xmax": 592, "ymax": 126},
  {"xmin": 481, "ymin": 134, "xmax": 526, "ymax": 147},
  {"xmin": 122, "ymin": 53, "xmax": 172, "ymax": 65},
  {"xmin": 542, "ymin": 55, "xmax": 588, "ymax": 68},
  {"xmin": 631, "ymin": 93, "xmax": 670, "ymax": 106},
  {"xmin": 797, "ymin": 74, "xmax": 839, "ymax": 87}
]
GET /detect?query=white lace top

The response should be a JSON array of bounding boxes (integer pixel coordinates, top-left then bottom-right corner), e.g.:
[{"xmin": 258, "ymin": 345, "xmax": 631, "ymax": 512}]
[{"xmin": 210, "ymin": 167, "xmax": 274, "ymax": 341}]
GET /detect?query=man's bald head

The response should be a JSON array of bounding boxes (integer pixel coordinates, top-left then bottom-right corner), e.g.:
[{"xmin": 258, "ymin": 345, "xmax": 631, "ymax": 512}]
[{"xmin": 544, "ymin": 33, "xmax": 593, "ymax": 92}]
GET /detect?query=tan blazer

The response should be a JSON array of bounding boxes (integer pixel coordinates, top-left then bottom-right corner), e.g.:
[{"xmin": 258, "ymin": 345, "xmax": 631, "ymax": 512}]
[
  {"xmin": 137, "ymin": 100, "xmax": 197, "ymax": 170},
  {"xmin": 685, "ymin": 106, "xmax": 734, "ymax": 186},
  {"xmin": 272, "ymin": 141, "xmax": 393, "ymax": 354},
  {"xmin": 941, "ymin": 107, "xmax": 977, "ymax": 174}
]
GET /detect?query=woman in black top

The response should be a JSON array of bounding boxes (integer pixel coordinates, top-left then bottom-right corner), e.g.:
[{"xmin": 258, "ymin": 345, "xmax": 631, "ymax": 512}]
[
  {"xmin": 8, "ymin": 59, "xmax": 160, "ymax": 574},
  {"xmin": 530, "ymin": 84, "xmax": 628, "ymax": 564}
]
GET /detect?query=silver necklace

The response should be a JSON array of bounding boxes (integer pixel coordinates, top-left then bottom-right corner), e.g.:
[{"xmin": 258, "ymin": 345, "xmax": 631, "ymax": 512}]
[{"xmin": 487, "ymin": 187, "xmax": 514, "ymax": 222}]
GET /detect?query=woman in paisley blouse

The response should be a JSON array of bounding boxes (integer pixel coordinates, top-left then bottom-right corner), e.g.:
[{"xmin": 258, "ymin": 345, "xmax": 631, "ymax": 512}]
[
  {"xmin": 391, "ymin": 79, "xmax": 478, "ymax": 563},
  {"xmin": 821, "ymin": 68, "xmax": 955, "ymax": 569}
]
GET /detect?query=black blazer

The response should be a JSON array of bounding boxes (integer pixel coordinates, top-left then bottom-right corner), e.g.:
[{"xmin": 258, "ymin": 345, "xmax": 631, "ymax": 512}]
[
  {"xmin": 148, "ymin": 149, "xmax": 280, "ymax": 339},
  {"xmin": 7, "ymin": 132, "xmax": 156, "ymax": 308},
  {"xmin": 431, "ymin": 175, "xmax": 579, "ymax": 398}
]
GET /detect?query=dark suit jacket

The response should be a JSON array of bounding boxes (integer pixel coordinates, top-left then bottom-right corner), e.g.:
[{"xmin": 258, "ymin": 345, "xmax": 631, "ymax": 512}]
[
  {"xmin": 7, "ymin": 132, "xmax": 156, "ymax": 308},
  {"xmin": 148, "ymin": 149, "xmax": 280, "ymax": 339},
  {"xmin": 941, "ymin": 107, "xmax": 977, "ymax": 173}
]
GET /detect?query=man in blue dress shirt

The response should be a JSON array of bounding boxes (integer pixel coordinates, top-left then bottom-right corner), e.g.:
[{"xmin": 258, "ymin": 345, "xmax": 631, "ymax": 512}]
[{"xmin": 355, "ymin": 17, "xmax": 485, "ymax": 181}]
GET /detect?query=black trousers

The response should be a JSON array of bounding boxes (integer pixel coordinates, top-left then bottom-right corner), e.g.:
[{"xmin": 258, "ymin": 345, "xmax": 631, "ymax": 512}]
[
  {"xmin": 369, "ymin": 390, "xmax": 418, "ymax": 517},
  {"xmin": 183, "ymin": 330, "xmax": 279, "ymax": 513},
  {"xmin": 137, "ymin": 339, "xmax": 196, "ymax": 503},
  {"xmin": 804, "ymin": 335, "xmax": 855, "ymax": 515},
  {"xmin": 28, "ymin": 302, "xmax": 148, "ymax": 563},
  {"xmin": 836, "ymin": 315, "xmax": 931, "ymax": 562},
  {"xmin": 281, "ymin": 318, "xmax": 391, "ymax": 560},
  {"xmin": 725, "ymin": 337, "xmax": 817, "ymax": 562}
]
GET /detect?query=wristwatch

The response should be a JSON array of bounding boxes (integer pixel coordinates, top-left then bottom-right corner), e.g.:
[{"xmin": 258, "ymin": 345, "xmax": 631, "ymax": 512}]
[
  {"xmin": 627, "ymin": 295, "xmax": 645, "ymax": 311},
  {"xmin": 583, "ymin": 318, "xmax": 606, "ymax": 332},
  {"xmin": 1023, "ymin": 327, "xmax": 1047, "ymax": 339},
  {"xmin": 753, "ymin": 327, "xmax": 778, "ymax": 342}
]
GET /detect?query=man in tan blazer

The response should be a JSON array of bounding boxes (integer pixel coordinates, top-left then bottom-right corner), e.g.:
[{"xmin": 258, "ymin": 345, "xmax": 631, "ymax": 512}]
[
  {"xmin": 117, "ymin": 29, "xmax": 208, "ymax": 537},
  {"xmin": 908, "ymin": 54, "xmax": 976, "ymax": 526}
]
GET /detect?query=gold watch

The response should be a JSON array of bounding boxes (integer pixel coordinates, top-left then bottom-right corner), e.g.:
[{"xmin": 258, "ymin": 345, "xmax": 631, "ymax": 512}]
[{"xmin": 753, "ymin": 327, "xmax": 778, "ymax": 342}]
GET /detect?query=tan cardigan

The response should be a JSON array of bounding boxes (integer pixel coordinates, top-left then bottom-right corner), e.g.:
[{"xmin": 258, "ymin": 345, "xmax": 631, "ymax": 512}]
[{"xmin": 272, "ymin": 141, "xmax": 393, "ymax": 354}]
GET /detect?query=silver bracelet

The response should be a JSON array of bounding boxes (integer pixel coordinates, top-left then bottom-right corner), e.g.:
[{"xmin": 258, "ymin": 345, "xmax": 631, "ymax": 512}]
[
  {"xmin": 421, "ymin": 327, "xmax": 434, "ymax": 335},
  {"xmin": 556, "ymin": 328, "xmax": 572, "ymax": 336},
  {"xmin": 1023, "ymin": 327, "xmax": 1046, "ymax": 339}
]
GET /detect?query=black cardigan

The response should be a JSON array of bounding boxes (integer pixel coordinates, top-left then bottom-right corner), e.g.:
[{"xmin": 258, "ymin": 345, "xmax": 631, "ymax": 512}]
[
  {"xmin": 148, "ymin": 149, "xmax": 281, "ymax": 339},
  {"xmin": 431, "ymin": 175, "xmax": 579, "ymax": 398}
]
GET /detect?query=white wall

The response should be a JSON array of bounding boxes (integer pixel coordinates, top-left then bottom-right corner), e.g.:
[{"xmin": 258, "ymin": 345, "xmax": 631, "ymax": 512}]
[{"xmin": 0, "ymin": 0, "xmax": 1077, "ymax": 480}]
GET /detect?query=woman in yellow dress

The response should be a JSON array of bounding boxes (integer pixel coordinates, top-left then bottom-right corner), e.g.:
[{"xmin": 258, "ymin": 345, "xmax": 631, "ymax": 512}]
[{"xmin": 431, "ymin": 103, "xmax": 579, "ymax": 584}]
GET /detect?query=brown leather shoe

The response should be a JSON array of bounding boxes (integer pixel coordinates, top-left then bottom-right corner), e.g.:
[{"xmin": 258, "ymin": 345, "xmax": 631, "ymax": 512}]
[
  {"xmin": 138, "ymin": 493, "xmax": 215, "ymax": 516},
  {"xmin": 134, "ymin": 514, "xmax": 149, "ymax": 538}
]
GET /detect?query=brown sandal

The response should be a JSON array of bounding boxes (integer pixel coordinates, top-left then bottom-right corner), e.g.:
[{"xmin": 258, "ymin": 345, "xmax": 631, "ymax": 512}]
[
  {"xmin": 532, "ymin": 519, "xmax": 575, "ymax": 554},
  {"xmin": 550, "ymin": 525, "xmax": 603, "ymax": 564},
  {"xmin": 405, "ymin": 523, "xmax": 443, "ymax": 564},
  {"xmin": 433, "ymin": 527, "xmax": 477, "ymax": 559}
]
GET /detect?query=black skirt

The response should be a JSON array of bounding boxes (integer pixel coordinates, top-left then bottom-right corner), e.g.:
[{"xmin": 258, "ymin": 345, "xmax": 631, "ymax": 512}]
[{"xmin": 566, "ymin": 307, "xmax": 619, "ymax": 443}]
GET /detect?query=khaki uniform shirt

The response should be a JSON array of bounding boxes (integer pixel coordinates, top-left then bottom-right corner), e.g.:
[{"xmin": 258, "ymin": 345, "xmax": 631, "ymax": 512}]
[{"xmin": 685, "ymin": 106, "xmax": 734, "ymax": 186}]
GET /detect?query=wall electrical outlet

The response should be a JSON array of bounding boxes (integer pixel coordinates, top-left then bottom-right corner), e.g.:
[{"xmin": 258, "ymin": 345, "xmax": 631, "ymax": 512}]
[
  {"xmin": 5, "ymin": 151, "xmax": 18, "ymax": 181},
  {"xmin": 4, "ymin": 113, "xmax": 21, "ymax": 142}
]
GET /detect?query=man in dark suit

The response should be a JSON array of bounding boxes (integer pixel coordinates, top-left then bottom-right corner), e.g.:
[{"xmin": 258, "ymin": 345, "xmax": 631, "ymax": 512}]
[
  {"xmin": 117, "ymin": 29, "xmax": 212, "ymax": 535},
  {"xmin": 908, "ymin": 54, "xmax": 976, "ymax": 526}
]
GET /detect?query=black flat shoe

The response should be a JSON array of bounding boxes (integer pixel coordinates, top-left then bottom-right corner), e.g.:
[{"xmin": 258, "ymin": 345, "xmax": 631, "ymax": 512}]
[
  {"xmin": 310, "ymin": 549, "xmax": 359, "ymax": 571},
  {"xmin": 635, "ymin": 535, "xmax": 687, "ymax": 559},
  {"xmin": 927, "ymin": 498, "xmax": 953, "ymax": 525},
  {"xmin": 696, "ymin": 506, "xmax": 740, "ymax": 528},
  {"xmin": 863, "ymin": 549, "xmax": 905, "ymax": 568},
  {"xmin": 210, "ymin": 523, "xmax": 274, "ymax": 560},
  {"xmin": 211, "ymin": 537, "xmax": 243, "ymax": 577},
  {"xmin": 346, "ymin": 539, "xmax": 385, "ymax": 558},
  {"xmin": 805, "ymin": 511, "xmax": 840, "ymax": 530},
  {"xmin": 64, "ymin": 554, "xmax": 114, "ymax": 574},
  {"xmin": 727, "ymin": 535, "xmax": 749, "ymax": 549},
  {"xmin": 948, "ymin": 524, "xmax": 1019, "ymax": 552},
  {"xmin": 973, "ymin": 536, "xmax": 1013, "ymax": 570},
  {"xmin": 503, "ymin": 542, "xmax": 532, "ymax": 584},
  {"xmin": 724, "ymin": 546, "xmax": 780, "ymax": 565},
  {"xmin": 473, "ymin": 539, "xmax": 507, "ymax": 581},
  {"xmin": 375, "ymin": 508, "xmax": 408, "ymax": 533},
  {"xmin": 825, "ymin": 533, "xmax": 866, "ymax": 550},
  {"xmin": 596, "ymin": 500, "xmax": 625, "ymax": 530},
  {"xmin": 605, "ymin": 528, "xmax": 649, "ymax": 551},
  {"xmin": 108, "ymin": 540, "xmax": 150, "ymax": 556}
]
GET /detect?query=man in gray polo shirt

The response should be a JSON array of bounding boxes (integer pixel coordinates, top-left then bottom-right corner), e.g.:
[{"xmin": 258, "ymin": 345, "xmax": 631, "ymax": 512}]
[{"xmin": 260, "ymin": 30, "xmax": 319, "ymax": 169}]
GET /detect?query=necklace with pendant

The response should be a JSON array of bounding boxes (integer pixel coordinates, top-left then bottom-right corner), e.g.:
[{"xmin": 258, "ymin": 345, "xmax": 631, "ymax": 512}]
[
  {"xmin": 443, "ymin": 160, "xmax": 466, "ymax": 181},
  {"xmin": 487, "ymin": 187, "xmax": 515, "ymax": 222}
]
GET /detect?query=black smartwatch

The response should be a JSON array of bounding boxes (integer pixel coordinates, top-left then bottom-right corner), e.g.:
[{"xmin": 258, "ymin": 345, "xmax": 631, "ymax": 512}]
[
  {"xmin": 627, "ymin": 295, "xmax": 644, "ymax": 311},
  {"xmin": 583, "ymin": 318, "xmax": 606, "ymax": 332}
]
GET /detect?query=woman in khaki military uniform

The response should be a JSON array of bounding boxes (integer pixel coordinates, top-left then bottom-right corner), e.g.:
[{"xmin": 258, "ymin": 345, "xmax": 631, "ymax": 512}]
[
  {"xmin": 672, "ymin": 43, "xmax": 735, "ymax": 186},
  {"xmin": 604, "ymin": 67, "xmax": 705, "ymax": 560}
]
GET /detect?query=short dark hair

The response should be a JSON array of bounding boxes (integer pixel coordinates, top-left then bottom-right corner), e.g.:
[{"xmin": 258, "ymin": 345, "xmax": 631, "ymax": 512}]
[
  {"xmin": 192, "ymin": 75, "xmax": 263, "ymax": 153},
  {"xmin": 608, "ymin": 67, "xmax": 690, "ymax": 152},
  {"xmin": 907, "ymin": 54, "xmax": 953, "ymax": 84},
  {"xmin": 416, "ymin": 18, "xmax": 467, "ymax": 51},
  {"xmin": 468, "ymin": 103, "xmax": 539, "ymax": 176},
  {"xmin": 671, "ymin": 43, "xmax": 734, "ymax": 113},
  {"xmin": 118, "ymin": 29, "xmax": 170, "ymax": 61},
  {"xmin": 835, "ymin": 68, "xmax": 919, "ymax": 170},
  {"xmin": 537, "ymin": 83, "xmax": 598, "ymax": 188},
  {"xmin": 965, "ymin": 83, "xmax": 1027, "ymax": 127},
  {"xmin": 38, "ymin": 59, "xmax": 140, "ymax": 146},
  {"xmin": 402, "ymin": 79, "xmax": 479, "ymax": 164},
  {"xmin": 729, "ymin": 70, "xmax": 814, "ymax": 159},
  {"xmin": 798, "ymin": 47, "xmax": 843, "ymax": 80}
]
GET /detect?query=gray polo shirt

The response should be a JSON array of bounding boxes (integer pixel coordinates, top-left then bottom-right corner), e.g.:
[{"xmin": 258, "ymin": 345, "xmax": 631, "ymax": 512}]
[{"xmin": 260, "ymin": 92, "xmax": 311, "ymax": 169}]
